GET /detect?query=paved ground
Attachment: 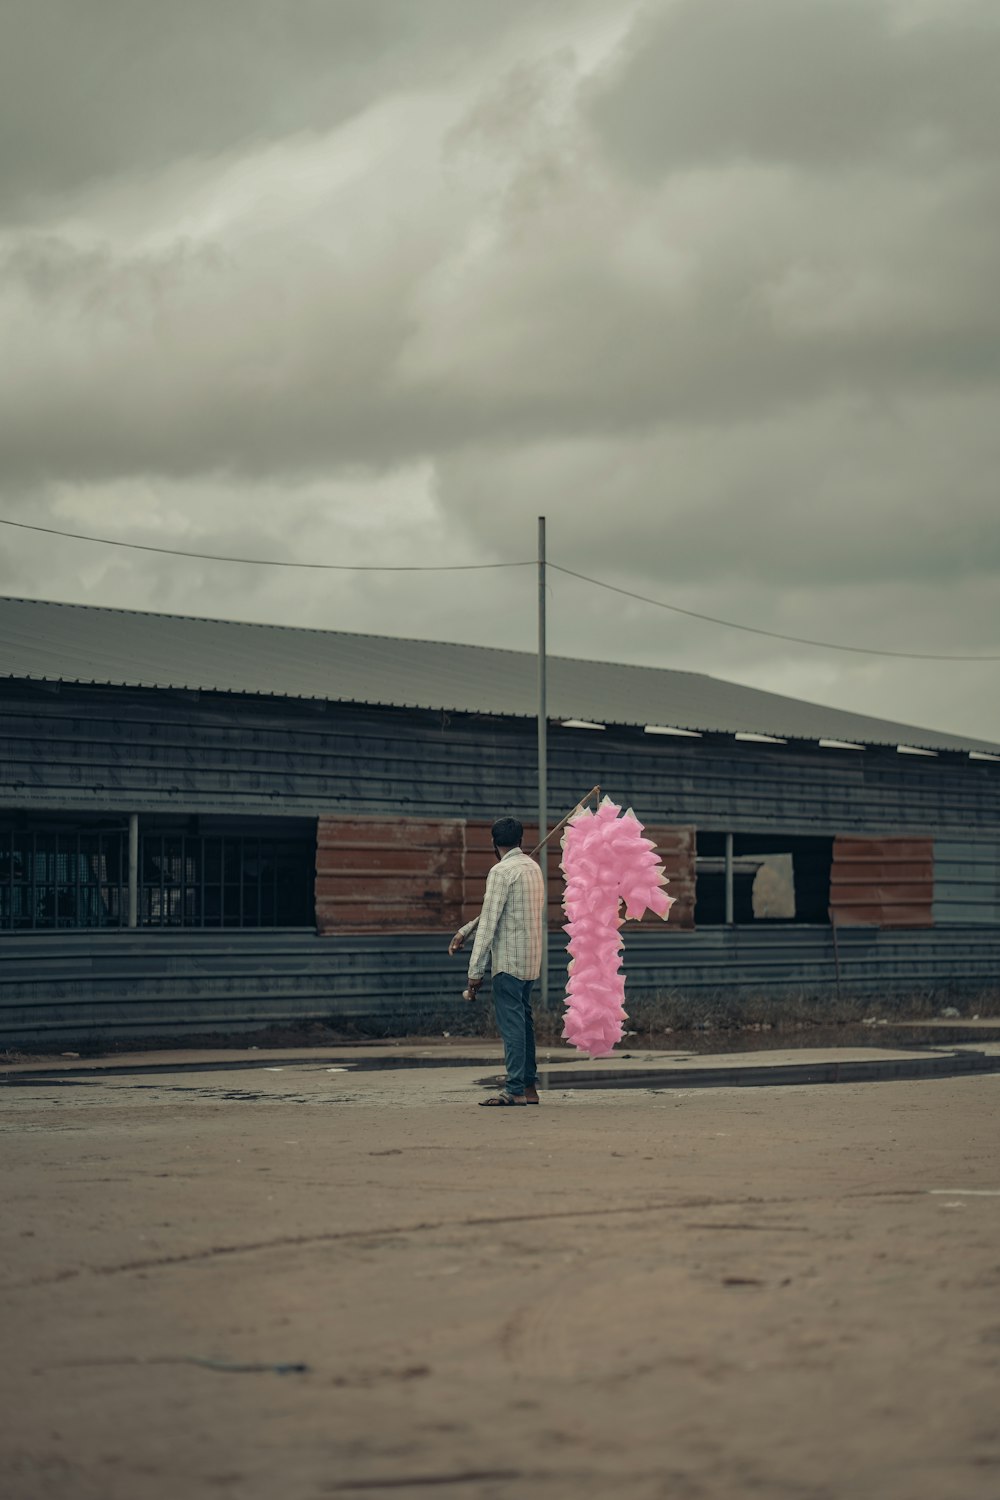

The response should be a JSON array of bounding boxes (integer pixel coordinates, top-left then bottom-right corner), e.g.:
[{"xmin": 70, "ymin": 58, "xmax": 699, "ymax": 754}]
[{"xmin": 3, "ymin": 1043, "xmax": 1000, "ymax": 1500}]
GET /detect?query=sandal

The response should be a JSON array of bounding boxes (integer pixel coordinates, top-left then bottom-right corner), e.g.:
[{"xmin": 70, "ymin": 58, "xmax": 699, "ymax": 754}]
[
  {"xmin": 479, "ymin": 1091, "xmax": 527, "ymax": 1107},
  {"xmin": 493, "ymin": 1078, "xmax": 540, "ymax": 1104}
]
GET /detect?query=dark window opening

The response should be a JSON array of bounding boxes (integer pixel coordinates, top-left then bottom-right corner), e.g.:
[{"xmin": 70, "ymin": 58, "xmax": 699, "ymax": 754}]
[
  {"xmin": 695, "ymin": 832, "xmax": 833, "ymax": 925},
  {"xmin": 0, "ymin": 826, "xmax": 127, "ymax": 930},
  {"xmin": 1, "ymin": 817, "xmax": 316, "ymax": 931},
  {"xmin": 138, "ymin": 832, "xmax": 314, "ymax": 929}
]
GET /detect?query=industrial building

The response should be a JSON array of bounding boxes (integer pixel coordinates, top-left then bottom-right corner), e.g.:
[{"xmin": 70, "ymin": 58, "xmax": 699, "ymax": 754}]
[{"xmin": 1, "ymin": 595, "xmax": 998, "ymax": 1046}]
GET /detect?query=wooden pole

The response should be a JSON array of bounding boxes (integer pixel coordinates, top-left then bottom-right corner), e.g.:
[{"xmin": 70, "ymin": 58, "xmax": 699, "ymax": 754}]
[{"xmin": 527, "ymin": 785, "xmax": 601, "ymax": 859}]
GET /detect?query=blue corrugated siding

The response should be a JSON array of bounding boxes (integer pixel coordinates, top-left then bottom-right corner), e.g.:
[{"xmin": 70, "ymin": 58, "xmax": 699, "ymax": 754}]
[
  {"xmin": 2, "ymin": 926, "xmax": 998, "ymax": 1045},
  {"xmin": 2, "ymin": 685, "xmax": 999, "ymax": 834},
  {"xmin": 934, "ymin": 839, "xmax": 1000, "ymax": 924}
]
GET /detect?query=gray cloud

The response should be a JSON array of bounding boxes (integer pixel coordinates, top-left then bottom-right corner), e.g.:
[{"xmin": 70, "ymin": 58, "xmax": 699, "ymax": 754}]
[
  {"xmin": 588, "ymin": 0, "xmax": 1000, "ymax": 175},
  {"xmin": 1, "ymin": 0, "xmax": 998, "ymax": 744},
  {"xmin": 0, "ymin": 0, "xmax": 605, "ymax": 212},
  {"xmin": 431, "ymin": 386, "xmax": 1000, "ymax": 624},
  {"xmin": 4, "ymin": 138, "xmax": 999, "ymax": 484}
]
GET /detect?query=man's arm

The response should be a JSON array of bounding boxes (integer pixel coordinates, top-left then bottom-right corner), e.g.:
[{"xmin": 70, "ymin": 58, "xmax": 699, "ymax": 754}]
[
  {"xmin": 447, "ymin": 915, "xmax": 479, "ymax": 956},
  {"xmin": 467, "ymin": 866, "xmax": 507, "ymax": 982}
]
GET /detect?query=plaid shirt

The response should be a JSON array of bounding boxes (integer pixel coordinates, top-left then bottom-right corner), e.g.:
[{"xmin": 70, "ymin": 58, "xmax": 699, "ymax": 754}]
[{"xmin": 460, "ymin": 848, "xmax": 545, "ymax": 983}]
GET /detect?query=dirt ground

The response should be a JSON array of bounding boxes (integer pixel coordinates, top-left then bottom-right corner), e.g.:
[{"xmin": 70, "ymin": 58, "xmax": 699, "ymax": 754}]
[{"xmin": 2, "ymin": 1047, "xmax": 1000, "ymax": 1500}]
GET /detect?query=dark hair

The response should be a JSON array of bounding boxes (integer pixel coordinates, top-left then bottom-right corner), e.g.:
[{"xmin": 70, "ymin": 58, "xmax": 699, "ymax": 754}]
[{"xmin": 491, "ymin": 817, "xmax": 523, "ymax": 849}]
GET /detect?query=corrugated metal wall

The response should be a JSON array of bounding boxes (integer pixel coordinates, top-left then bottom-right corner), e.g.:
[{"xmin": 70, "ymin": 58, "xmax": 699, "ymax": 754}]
[
  {"xmin": 3, "ymin": 684, "xmax": 1000, "ymax": 834},
  {"xmin": 460, "ymin": 821, "xmax": 696, "ymax": 931},
  {"xmin": 634, "ymin": 826, "xmax": 696, "ymax": 930},
  {"xmin": 3, "ymin": 683, "xmax": 998, "ymax": 1046},
  {"xmin": 933, "ymin": 840, "xmax": 1000, "ymax": 924},
  {"xmin": 312, "ymin": 816, "xmax": 694, "ymax": 934},
  {"xmin": 829, "ymin": 837, "xmax": 934, "ymax": 927},
  {"xmin": 462, "ymin": 821, "xmax": 565, "ymax": 930},
  {"xmin": 315, "ymin": 817, "xmax": 465, "ymax": 934},
  {"xmin": 1, "ymin": 926, "xmax": 997, "ymax": 1045}
]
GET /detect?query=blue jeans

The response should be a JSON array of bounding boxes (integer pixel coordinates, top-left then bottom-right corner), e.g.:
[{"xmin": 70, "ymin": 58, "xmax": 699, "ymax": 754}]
[{"xmin": 491, "ymin": 972, "xmax": 537, "ymax": 1097}]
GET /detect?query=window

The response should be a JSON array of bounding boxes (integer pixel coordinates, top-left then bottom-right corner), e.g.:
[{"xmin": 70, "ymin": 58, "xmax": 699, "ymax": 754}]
[
  {"xmin": 139, "ymin": 832, "xmax": 314, "ymax": 928},
  {"xmin": 1, "ymin": 819, "xmax": 316, "ymax": 931},
  {"xmin": 0, "ymin": 826, "xmax": 127, "ymax": 930},
  {"xmin": 695, "ymin": 832, "xmax": 833, "ymax": 925}
]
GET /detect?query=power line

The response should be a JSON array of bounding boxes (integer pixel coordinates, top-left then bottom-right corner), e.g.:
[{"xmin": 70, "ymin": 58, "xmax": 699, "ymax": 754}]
[
  {"xmin": 3, "ymin": 512, "xmax": 997, "ymax": 662},
  {"xmin": 0, "ymin": 517, "xmax": 531, "ymax": 572},
  {"xmin": 549, "ymin": 563, "xmax": 1000, "ymax": 662}
]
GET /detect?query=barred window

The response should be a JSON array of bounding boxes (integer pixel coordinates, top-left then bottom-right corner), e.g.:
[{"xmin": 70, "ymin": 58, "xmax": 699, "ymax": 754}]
[
  {"xmin": 0, "ymin": 823, "xmax": 315, "ymax": 931},
  {"xmin": 0, "ymin": 828, "xmax": 127, "ymax": 930},
  {"xmin": 139, "ymin": 833, "xmax": 314, "ymax": 928}
]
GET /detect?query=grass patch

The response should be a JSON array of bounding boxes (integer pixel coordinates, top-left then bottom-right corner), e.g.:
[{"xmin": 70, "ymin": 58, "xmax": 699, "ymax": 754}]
[
  {"xmin": 6, "ymin": 987, "xmax": 997, "ymax": 1059},
  {"xmin": 416, "ymin": 984, "xmax": 1000, "ymax": 1047}
]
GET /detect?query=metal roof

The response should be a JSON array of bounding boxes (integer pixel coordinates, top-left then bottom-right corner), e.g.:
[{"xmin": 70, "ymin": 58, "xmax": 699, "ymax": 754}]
[{"xmin": 1, "ymin": 594, "xmax": 998, "ymax": 756}]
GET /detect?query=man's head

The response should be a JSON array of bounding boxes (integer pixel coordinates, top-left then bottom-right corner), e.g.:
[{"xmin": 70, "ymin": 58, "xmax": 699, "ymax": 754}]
[{"xmin": 491, "ymin": 816, "xmax": 524, "ymax": 855}]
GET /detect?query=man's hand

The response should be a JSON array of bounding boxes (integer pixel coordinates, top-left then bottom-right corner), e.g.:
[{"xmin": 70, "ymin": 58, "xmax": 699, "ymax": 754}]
[
  {"xmin": 448, "ymin": 930, "xmax": 466, "ymax": 957},
  {"xmin": 464, "ymin": 976, "xmax": 483, "ymax": 1002}
]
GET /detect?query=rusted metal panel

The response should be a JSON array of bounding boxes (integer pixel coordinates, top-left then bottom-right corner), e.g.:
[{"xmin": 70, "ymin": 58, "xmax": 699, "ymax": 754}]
[
  {"xmin": 829, "ymin": 836, "xmax": 934, "ymax": 927},
  {"xmin": 636, "ymin": 825, "xmax": 696, "ymax": 931},
  {"xmin": 315, "ymin": 816, "xmax": 464, "ymax": 935},
  {"xmin": 833, "ymin": 837, "xmax": 934, "ymax": 859},
  {"xmin": 833, "ymin": 861, "xmax": 934, "ymax": 883},
  {"xmin": 317, "ymin": 820, "xmax": 465, "ymax": 850}
]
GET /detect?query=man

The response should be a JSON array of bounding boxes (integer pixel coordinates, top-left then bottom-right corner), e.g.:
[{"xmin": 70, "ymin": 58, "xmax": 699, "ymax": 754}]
[{"xmin": 449, "ymin": 816, "xmax": 545, "ymax": 1107}]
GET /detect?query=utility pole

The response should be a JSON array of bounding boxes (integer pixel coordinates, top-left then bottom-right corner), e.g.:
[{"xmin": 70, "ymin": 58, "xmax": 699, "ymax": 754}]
[{"xmin": 537, "ymin": 516, "xmax": 548, "ymax": 1008}]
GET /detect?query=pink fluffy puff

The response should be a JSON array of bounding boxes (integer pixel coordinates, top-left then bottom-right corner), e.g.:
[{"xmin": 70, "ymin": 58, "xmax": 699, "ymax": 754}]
[{"xmin": 559, "ymin": 797, "xmax": 674, "ymax": 1057}]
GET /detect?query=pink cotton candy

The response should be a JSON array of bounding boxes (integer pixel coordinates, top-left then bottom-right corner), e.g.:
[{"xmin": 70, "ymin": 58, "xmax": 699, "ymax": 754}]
[{"xmin": 559, "ymin": 797, "xmax": 675, "ymax": 1058}]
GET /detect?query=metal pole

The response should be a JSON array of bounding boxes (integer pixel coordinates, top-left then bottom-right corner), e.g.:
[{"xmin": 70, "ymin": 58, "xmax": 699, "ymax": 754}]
[
  {"xmin": 831, "ymin": 912, "xmax": 843, "ymax": 1004},
  {"xmin": 538, "ymin": 516, "xmax": 548, "ymax": 1008},
  {"xmin": 724, "ymin": 832, "xmax": 734, "ymax": 926},
  {"xmin": 128, "ymin": 813, "xmax": 139, "ymax": 929}
]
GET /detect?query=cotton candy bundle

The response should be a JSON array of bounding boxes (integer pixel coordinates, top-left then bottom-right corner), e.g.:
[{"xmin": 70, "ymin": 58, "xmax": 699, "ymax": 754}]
[{"xmin": 560, "ymin": 797, "xmax": 674, "ymax": 1057}]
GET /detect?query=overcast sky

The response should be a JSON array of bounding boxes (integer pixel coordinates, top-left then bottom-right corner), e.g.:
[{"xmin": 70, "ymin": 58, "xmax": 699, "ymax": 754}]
[{"xmin": 2, "ymin": 0, "xmax": 999, "ymax": 742}]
